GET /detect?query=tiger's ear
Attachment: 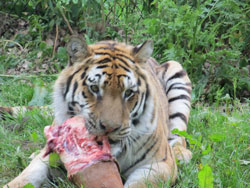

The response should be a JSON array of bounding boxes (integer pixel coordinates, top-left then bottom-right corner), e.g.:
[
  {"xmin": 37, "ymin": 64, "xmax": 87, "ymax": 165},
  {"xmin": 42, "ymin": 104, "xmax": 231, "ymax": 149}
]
[
  {"xmin": 67, "ymin": 36, "xmax": 92, "ymax": 65},
  {"xmin": 133, "ymin": 40, "xmax": 153, "ymax": 63}
]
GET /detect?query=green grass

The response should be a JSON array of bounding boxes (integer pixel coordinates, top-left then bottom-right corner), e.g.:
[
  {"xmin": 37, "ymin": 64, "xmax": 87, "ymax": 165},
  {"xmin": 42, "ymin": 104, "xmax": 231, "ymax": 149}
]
[
  {"xmin": 176, "ymin": 104, "xmax": 250, "ymax": 188},
  {"xmin": 0, "ymin": 78, "xmax": 249, "ymax": 187},
  {"xmin": 1, "ymin": 0, "xmax": 249, "ymax": 187}
]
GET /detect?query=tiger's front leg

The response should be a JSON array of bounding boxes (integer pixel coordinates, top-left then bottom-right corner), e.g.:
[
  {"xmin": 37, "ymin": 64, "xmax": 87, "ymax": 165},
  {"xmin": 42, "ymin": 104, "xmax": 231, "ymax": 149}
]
[
  {"xmin": 4, "ymin": 147, "xmax": 49, "ymax": 188},
  {"xmin": 124, "ymin": 152, "xmax": 177, "ymax": 188}
]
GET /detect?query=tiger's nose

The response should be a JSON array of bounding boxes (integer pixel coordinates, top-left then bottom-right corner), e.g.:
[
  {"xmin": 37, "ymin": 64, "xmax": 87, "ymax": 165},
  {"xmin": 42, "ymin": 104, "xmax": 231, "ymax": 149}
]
[{"xmin": 99, "ymin": 121, "xmax": 120, "ymax": 133}]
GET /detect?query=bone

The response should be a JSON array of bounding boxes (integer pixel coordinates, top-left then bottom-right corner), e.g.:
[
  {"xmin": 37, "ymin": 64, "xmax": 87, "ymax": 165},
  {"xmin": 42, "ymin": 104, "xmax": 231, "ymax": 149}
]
[{"xmin": 70, "ymin": 161, "xmax": 124, "ymax": 188}]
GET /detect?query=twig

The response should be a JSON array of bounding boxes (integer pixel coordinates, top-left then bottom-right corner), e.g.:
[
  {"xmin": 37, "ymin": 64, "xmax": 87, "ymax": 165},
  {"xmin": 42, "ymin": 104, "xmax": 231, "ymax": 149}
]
[
  {"xmin": 59, "ymin": 7, "xmax": 74, "ymax": 35},
  {"xmin": 0, "ymin": 39, "xmax": 24, "ymax": 51},
  {"xmin": 0, "ymin": 11, "xmax": 19, "ymax": 18},
  {"xmin": 52, "ymin": 24, "xmax": 59, "ymax": 57},
  {"xmin": 100, "ymin": 0, "xmax": 106, "ymax": 32}
]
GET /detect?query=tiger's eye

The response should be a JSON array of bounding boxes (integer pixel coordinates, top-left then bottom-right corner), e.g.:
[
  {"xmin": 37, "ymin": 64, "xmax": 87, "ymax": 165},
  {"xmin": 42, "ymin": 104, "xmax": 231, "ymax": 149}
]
[
  {"xmin": 125, "ymin": 89, "xmax": 133, "ymax": 98},
  {"xmin": 90, "ymin": 85, "xmax": 99, "ymax": 93}
]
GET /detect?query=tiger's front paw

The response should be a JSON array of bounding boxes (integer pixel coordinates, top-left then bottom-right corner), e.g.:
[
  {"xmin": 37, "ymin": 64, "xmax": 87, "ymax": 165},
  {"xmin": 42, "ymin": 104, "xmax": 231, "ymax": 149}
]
[
  {"xmin": 173, "ymin": 144, "xmax": 192, "ymax": 163},
  {"xmin": 4, "ymin": 176, "xmax": 30, "ymax": 188}
]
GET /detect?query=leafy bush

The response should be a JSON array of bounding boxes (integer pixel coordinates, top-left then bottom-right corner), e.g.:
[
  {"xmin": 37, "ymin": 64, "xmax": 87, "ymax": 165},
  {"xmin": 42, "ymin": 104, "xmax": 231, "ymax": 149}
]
[
  {"xmin": 138, "ymin": 0, "xmax": 250, "ymax": 102},
  {"xmin": 0, "ymin": 0, "xmax": 249, "ymax": 101}
]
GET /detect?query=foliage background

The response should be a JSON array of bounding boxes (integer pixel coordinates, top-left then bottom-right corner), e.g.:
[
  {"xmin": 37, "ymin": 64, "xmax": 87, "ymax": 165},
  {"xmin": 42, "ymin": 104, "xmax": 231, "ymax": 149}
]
[
  {"xmin": 1, "ymin": 0, "xmax": 249, "ymax": 102},
  {"xmin": 0, "ymin": 0, "xmax": 250, "ymax": 187}
]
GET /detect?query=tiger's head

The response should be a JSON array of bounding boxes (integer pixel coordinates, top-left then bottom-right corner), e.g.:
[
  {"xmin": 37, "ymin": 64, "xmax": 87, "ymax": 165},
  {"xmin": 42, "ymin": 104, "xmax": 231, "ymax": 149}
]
[{"xmin": 54, "ymin": 36, "xmax": 153, "ymax": 142}]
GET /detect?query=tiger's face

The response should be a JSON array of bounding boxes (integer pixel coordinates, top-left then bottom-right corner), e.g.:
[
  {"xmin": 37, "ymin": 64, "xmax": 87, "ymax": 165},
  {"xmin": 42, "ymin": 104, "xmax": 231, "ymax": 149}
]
[
  {"xmin": 78, "ymin": 56, "xmax": 141, "ymax": 141},
  {"xmin": 54, "ymin": 37, "xmax": 153, "ymax": 142}
]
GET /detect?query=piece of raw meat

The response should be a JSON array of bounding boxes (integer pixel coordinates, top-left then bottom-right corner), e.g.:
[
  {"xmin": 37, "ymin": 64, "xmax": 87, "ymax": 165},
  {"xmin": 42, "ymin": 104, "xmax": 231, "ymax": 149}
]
[{"xmin": 43, "ymin": 116, "xmax": 123, "ymax": 188}]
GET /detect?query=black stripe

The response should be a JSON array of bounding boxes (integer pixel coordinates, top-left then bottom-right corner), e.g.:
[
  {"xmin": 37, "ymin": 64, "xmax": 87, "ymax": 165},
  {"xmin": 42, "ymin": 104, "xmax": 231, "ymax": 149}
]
[
  {"xmin": 108, "ymin": 138, "xmax": 120, "ymax": 144},
  {"xmin": 82, "ymin": 78, "xmax": 87, "ymax": 86},
  {"xmin": 96, "ymin": 64, "xmax": 109, "ymax": 69},
  {"xmin": 81, "ymin": 72, "xmax": 86, "ymax": 79},
  {"xmin": 95, "ymin": 74, "xmax": 101, "ymax": 79},
  {"xmin": 131, "ymin": 101, "xmax": 138, "ymax": 113},
  {"xmin": 103, "ymin": 80, "xmax": 108, "ymax": 86},
  {"xmin": 67, "ymin": 111, "xmax": 75, "ymax": 117},
  {"xmin": 67, "ymin": 102, "xmax": 76, "ymax": 116},
  {"xmin": 169, "ymin": 112, "xmax": 187, "ymax": 124},
  {"xmin": 81, "ymin": 67, "xmax": 89, "ymax": 79},
  {"xmin": 168, "ymin": 94, "xmax": 191, "ymax": 103},
  {"xmin": 117, "ymin": 74, "xmax": 128, "ymax": 79},
  {"xmin": 167, "ymin": 70, "xmax": 186, "ymax": 82},
  {"xmin": 132, "ymin": 92, "xmax": 145, "ymax": 118},
  {"xmin": 150, "ymin": 107, "xmax": 155, "ymax": 123},
  {"xmin": 123, "ymin": 138, "xmax": 158, "ymax": 173},
  {"xmin": 132, "ymin": 41, "xmax": 147, "ymax": 54},
  {"xmin": 116, "ymin": 54, "xmax": 134, "ymax": 64},
  {"xmin": 88, "ymin": 77, "xmax": 95, "ymax": 82},
  {"xmin": 160, "ymin": 62, "xmax": 169, "ymax": 80},
  {"xmin": 130, "ymin": 134, "xmax": 141, "ymax": 143},
  {"xmin": 118, "ymin": 128, "xmax": 130, "ymax": 136},
  {"xmin": 96, "ymin": 58, "xmax": 111, "ymax": 64},
  {"xmin": 138, "ymin": 78, "xmax": 141, "ymax": 86},
  {"xmin": 87, "ymin": 119, "xmax": 97, "ymax": 129},
  {"xmin": 72, "ymin": 81, "xmax": 78, "ymax": 100},
  {"xmin": 132, "ymin": 119, "xmax": 139, "ymax": 126},
  {"xmin": 63, "ymin": 69, "xmax": 81, "ymax": 100},
  {"xmin": 166, "ymin": 82, "xmax": 192, "ymax": 95},
  {"xmin": 112, "ymin": 64, "xmax": 119, "ymax": 69},
  {"xmin": 68, "ymin": 106, "xmax": 73, "ymax": 111},
  {"xmin": 184, "ymin": 102, "xmax": 191, "ymax": 109},
  {"xmin": 145, "ymin": 83, "xmax": 150, "ymax": 101},
  {"xmin": 116, "ymin": 57, "xmax": 130, "ymax": 67},
  {"xmin": 141, "ymin": 83, "xmax": 150, "ymax": 113},
  {"xmin": 119, "ymin": 64, "xmax": 131, "ymax": 72},
  {"xmin": 171, "ymin": 86, "xmax": 192, "ymax": 94},
  {"xmin": 95, "ymin": 52, "xmax": 112, "ymax": 57},
  {"xmin": 132, "ymin": 82, "xmax": 149, "ymax": 120},
  {"xmin": 137, "ymin": 134, "xmax": 154, "ymax": 152},
  {"xmin": 71, "ymin": 101, "xmax": 79, "ymax": 106}
]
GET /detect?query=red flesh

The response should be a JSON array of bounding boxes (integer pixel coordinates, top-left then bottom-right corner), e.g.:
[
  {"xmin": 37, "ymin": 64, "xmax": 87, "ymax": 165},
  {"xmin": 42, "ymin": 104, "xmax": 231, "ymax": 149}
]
[{"xmin": 44, "ymin": 116, "xmax": 112, "ymax": 176}]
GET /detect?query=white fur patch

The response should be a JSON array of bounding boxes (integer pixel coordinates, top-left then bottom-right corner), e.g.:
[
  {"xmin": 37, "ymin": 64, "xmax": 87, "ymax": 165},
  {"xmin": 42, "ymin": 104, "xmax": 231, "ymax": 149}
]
[{"xmin": 124, "ymin": 164, "xmax": 156, "ymax": 188}]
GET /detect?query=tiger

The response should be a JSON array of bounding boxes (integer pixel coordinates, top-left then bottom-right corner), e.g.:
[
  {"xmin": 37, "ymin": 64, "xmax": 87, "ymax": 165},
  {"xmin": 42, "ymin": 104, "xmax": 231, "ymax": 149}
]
[{"xmin": 4, "ymin": 36, "xmax": 192, "ymax": 188}]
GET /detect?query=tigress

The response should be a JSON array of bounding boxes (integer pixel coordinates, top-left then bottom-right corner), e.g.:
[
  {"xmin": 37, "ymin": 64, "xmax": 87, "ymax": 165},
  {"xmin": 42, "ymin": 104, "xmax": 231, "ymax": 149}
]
[{"xmin": 4, "ymin": 36, "xmax": 192, "ymax": 188}]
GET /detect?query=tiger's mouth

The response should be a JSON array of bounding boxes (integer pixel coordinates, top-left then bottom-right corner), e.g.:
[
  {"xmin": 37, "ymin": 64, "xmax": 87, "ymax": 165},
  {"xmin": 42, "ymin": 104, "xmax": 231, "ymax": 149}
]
[
  {"xmin": 94, "ymin": 136, "xmax": 120, "ymax": 145},
  {"xmin": 85, "ymin": 119, "xmax": 131, "ymax": 142}
]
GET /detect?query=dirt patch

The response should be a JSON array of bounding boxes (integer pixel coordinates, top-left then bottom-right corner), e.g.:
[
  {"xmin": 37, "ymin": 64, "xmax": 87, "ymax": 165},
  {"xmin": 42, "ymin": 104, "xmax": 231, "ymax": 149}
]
[{"xmin": 0, "ymin": 12, "xmax": 29, "ymax": 39}]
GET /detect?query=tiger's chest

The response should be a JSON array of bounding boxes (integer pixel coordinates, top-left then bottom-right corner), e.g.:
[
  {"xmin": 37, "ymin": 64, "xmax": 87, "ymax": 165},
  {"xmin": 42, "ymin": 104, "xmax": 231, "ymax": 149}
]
[
  {"xmin": 111, "ymin": 134, "xmax": 154, "ymax": 177},
  {"xmin": 110, "ymin": 110, "xmax": 165, "ymax": 177}
]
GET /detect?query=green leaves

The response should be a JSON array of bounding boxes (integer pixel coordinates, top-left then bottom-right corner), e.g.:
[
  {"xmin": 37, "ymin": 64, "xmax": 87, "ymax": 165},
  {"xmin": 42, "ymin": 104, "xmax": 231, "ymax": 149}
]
[
  {"xmin": 198, "ymin": 164, "xmax": 213, "ymax": 188},
  {"xmin": 23, "ymin": 183, "xmax": 35, "ymax": 188},
  {"xmin": 171, "ymin": 129, "xmax": 201, "ymax": 147},
  {"xmin": 49, "ymin": 153, "xmax": 61, "ymax": 168},
  {"xmin": 31, "ymin": 131, "xmax": 38, "ymax": 142},
  {"xmin": 2, "ymin": 0, "xmax": 249, "ymax": 101},
  {"xmin": 209, "ymin": 134, "xmax": 225, "ymax": 142}
]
